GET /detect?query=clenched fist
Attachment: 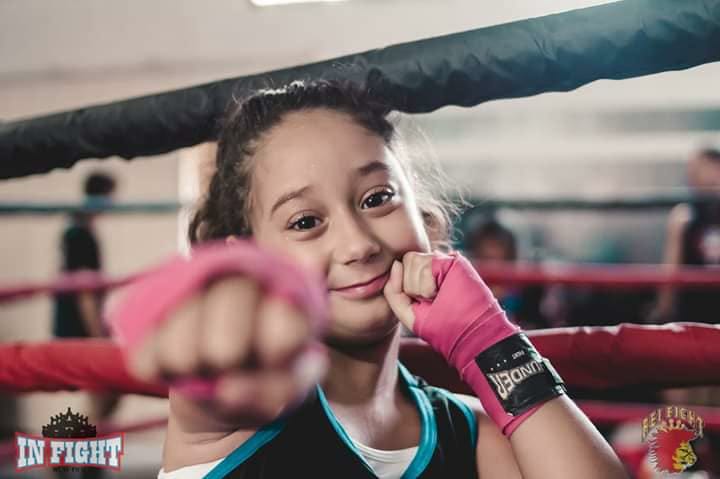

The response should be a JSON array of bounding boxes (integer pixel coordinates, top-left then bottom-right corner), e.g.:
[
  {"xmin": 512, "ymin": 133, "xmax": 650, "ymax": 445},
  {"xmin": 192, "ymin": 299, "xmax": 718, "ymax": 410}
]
[
  {"xmin": 383, "ymin": 252, "xmax": 442, "ymax": 331},
  {"xmin": 111, "ymin": 241, "xmax": 329, "ymax": 425},
  {"xmin": 130, "ymin": 277, "xmax": 326, "ymax": 421}
]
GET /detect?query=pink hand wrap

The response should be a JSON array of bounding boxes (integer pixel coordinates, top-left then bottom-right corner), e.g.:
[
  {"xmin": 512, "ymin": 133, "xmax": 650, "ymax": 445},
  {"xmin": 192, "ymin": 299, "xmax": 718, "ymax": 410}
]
[
  {"xmin": 109, "ymin": 240, "xmax": 328, "ymax": 398},
  {"xmin": 412, "ymin": 253, "xmax": 562, "ymax": 436}
]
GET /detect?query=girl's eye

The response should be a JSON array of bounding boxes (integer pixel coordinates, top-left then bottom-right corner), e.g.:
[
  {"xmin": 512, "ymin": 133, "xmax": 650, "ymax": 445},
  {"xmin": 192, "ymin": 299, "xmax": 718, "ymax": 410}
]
[
  {"xmin": 362, "ymin": 190, "xmax": 395, "ymax": 209},
  {"xmin": 289, "ymin": 215, "xmax": 320, "ymax": 231}
]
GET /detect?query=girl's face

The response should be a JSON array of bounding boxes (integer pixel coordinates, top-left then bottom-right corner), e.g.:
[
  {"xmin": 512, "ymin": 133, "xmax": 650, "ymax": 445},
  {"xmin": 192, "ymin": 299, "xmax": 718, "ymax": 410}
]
[{"xmin": 249, "ymin": 108, "xmax": 430, "ymax": 345}]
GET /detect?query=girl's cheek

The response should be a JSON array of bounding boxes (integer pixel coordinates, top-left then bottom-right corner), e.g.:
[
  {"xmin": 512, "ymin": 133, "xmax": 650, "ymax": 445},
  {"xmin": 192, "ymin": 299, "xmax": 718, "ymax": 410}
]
[
  {"xmin": 283, "ymin": 243, "xmax": 329, "ymax": 277},
  {"xmin": 252, "ymin": 229, "xmax": 326, "ymax": 274},
  {"xmin": 375, "ymin": 209, "xmax": 429, "ymax": 254}
]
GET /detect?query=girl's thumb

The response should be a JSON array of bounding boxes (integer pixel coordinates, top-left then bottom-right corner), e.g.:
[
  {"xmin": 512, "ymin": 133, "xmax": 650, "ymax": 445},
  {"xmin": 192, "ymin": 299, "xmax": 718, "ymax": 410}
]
[{"xmin": 383, "ymin": 260, "xmax": 415, "ymax": 330}]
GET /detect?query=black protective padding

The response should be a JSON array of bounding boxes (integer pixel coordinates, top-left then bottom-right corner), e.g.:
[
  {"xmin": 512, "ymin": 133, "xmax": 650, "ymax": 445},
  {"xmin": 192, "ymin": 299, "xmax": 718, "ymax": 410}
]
[{"xmin": 1, "ymin": 0, "xmax": 719, "ymax": 179}]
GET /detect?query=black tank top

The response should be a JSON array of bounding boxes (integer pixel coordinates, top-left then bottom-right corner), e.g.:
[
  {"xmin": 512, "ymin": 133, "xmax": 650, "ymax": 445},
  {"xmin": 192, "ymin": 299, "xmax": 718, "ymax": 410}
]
[
  {"xmin": 677, "ymin": 199, "xmax": 720, "ymax": 323},
  {"xmin": 203, "ymin": 364, "xmax": 478, "ymax": 479}
]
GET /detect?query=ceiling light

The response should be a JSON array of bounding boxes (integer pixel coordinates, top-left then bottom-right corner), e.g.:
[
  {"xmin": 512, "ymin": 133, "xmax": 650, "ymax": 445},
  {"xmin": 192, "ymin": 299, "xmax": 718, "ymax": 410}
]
[{"xmin": 250, "ymin": 0, "xmax": 348, "ymax": 6}]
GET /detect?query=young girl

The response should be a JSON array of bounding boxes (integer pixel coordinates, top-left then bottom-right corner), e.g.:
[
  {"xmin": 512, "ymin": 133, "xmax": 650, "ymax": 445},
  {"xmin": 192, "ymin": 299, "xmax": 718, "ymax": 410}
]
[{"xmin": 111, "ymin": 80, "xmax": 628, "ymax": 478}]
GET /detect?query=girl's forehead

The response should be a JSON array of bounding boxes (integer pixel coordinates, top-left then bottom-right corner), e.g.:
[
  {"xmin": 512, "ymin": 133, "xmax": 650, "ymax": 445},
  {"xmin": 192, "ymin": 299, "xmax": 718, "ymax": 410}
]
[
  {"xmin": 263, "ymin": 109, "xmax": 381, "ymax": 150},
  {"xmin": 253, "ymin": 110, "xmax": 392, "ymax": 179}
]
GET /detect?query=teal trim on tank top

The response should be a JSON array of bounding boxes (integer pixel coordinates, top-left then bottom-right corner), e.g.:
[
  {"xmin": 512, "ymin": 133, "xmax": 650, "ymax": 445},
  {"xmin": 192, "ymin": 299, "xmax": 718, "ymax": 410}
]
[
  {"xmin": 431, "ymin": 387, "xmax": 478, "ymax": 450},
  {"xmin": 397, "ymin": 363, "xmax": 438, "ymax": 479},
  {"xmin": 315, "ymin": 383, "xmax": 376, "ymax": 475},
  {"xmin": 202, "ymin": 362, "xmax": 440, "ymax": 478},
  {"xmin": 316, "ymin": 362, "xmax": 438, "ymax": 479},
  {"xmin": 203, "ymin": 418, "xmax": 286, "ymax": 479}
]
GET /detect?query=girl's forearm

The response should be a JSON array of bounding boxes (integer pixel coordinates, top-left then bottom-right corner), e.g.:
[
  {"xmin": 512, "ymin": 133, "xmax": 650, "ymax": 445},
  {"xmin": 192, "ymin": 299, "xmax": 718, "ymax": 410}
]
[{"xmin": 509, "ymin": 395, "xmax": 629, "ymax": 479}]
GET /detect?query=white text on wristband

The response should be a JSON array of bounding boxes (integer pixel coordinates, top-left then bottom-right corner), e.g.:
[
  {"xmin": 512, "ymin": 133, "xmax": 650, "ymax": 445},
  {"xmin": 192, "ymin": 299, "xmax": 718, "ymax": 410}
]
[{"xmin": 474, "ymin": 334, "xmax": 566, "ymax": 415}]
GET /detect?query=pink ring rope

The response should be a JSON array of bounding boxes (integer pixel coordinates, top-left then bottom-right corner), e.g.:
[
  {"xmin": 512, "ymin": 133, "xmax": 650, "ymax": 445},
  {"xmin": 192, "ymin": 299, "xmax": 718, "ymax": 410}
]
[{"xmin": 1, "ymin": 262, "xmax": 720, "ymax": 307}]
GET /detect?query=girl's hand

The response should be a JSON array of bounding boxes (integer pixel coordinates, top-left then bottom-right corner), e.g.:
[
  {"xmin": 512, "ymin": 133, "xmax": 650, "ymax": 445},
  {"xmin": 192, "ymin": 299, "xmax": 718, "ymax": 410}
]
[
  {"xmin": 129, "ymin": 276, "xmax": 327, "ymax": 422},
  {"xmin": 111, "ymin": 241, "xmax": 329, "ymax": 425},
  {"xmin": 383, "ymin": 251, "xmax": 442, "ymax": 331}
]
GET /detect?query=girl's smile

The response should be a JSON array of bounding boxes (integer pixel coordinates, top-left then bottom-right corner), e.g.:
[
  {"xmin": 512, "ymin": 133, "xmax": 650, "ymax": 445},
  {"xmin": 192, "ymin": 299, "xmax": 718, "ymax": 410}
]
[{"xmin": 330, "ymin": 268, "xmax": 392, "ymax": 300}]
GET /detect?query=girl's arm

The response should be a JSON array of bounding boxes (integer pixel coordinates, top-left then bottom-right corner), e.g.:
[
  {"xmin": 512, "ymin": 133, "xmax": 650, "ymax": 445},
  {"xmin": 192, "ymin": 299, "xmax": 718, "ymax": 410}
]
[
  {"xmin": 508, "ymin": 395, "xmax": 626, "ymax": 479},
  {"xmin": 459, "ymin": 393, "xmax": 624, "ymax": 479},
  {"xmin": 385, "ymin": 253, "xmax": 628, "ymax": 479}
]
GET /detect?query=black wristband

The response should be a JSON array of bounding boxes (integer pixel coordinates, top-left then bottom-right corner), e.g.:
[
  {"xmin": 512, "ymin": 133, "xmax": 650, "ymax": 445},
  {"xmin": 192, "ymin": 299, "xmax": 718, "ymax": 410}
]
[{"xmin": 474, "ymin": 333, "xmax": 566, "ymax": 416}]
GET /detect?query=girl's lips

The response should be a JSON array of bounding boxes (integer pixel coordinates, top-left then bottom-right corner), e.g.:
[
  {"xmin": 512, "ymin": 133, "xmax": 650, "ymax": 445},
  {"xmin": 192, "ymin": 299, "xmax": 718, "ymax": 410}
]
[{"xmin": 331, "ymin": 271, "xmax": 390, "ymax": 300}]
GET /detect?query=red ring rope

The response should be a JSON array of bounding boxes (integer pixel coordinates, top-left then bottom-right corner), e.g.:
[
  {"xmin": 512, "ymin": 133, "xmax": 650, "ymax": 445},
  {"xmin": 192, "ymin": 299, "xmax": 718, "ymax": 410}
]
[
  {"xmin": 1, "ymin": 323, "xmax": 718, "ymax": 395},
  {"xmin": 473, "ymin": 261, "xmax": 720, "ymax": 288}
]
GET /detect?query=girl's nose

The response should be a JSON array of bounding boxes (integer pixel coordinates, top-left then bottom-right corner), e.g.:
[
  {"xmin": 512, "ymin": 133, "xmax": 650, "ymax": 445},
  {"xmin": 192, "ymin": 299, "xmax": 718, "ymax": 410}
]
[{"xmin": 333, "ymin": 213, "xmax": 382, "ymax": 265}]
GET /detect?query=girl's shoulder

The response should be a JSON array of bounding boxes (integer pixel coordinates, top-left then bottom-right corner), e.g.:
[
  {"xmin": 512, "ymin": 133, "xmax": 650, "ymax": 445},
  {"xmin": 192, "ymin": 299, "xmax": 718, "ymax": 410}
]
[
  {"xmin": 453, "ymin": 393, "xmax": 508, "ymax": 441},
  {"xmin": 453, "ymin": 393, "xmax": 522, "ymax": 478}
]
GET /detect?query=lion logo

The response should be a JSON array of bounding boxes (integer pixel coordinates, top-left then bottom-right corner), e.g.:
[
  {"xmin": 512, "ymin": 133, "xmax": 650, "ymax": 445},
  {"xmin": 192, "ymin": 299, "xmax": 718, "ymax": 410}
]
[{"xmin": 647, "ymin": 422, "xmax": 699, "ymax": 473}]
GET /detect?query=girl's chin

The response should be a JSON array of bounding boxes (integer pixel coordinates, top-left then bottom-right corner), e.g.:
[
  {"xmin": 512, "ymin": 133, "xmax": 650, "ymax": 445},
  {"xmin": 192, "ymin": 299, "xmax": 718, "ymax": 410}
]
[
  {"xmin": 324, "ymin": 322, "xmax": 400, "ymax": 349},
  {"xmin": 325, "ymin": 311, "xmax": 400, "ymax": 347}
]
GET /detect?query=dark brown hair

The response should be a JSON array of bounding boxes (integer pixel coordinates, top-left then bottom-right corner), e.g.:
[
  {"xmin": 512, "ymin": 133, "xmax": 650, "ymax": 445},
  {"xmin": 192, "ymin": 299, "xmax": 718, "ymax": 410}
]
[{"xmin": 84, "ymin": 171, "xmax": 116, "ymax": 197}]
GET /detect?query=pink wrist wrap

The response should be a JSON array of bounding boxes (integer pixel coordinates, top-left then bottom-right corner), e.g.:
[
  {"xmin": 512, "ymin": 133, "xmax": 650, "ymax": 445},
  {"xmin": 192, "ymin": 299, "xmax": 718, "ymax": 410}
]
[
  {"xmin": 412, "ymin": 253, "xmax": 563, "ymax": 436},
  {"xmin": 109, "ymin": 240, "xmax": 329, "ymax": 397}
]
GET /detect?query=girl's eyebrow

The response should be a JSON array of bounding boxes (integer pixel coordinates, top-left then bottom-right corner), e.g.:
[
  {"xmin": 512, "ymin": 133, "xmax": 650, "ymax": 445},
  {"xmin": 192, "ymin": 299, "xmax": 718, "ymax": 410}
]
[
  {"xmin": 269, "ymin": 162, "xmax": 388, "ymax": 217},
  {"xmin": 356, "ymin": 160, "xmax": 390, "ymax": 177},
  {"xmin": 270, "ymin": 185, "xmax": 312, "ymax": 216}
]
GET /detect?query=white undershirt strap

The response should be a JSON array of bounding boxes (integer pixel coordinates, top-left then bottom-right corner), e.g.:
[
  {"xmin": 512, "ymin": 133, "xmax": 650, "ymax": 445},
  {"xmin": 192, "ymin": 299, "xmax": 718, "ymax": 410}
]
[
  {"xmin": 351, "ymin": 437, "xmax": 419, "ymax": 479},
  {"xmin": 157, "ymin": 458, "xmax": 223, "ymax": 479}
]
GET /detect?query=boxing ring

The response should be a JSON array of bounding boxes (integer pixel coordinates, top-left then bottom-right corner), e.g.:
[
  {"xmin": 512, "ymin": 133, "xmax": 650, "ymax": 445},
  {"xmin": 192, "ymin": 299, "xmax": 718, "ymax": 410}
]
[
  {"xmin": 2, "ymin": 0, "xmax": 719, "ymax": 178},
  {"xmin": 1, "ymin": 0, "xmax": 720, "ymax": 475}
]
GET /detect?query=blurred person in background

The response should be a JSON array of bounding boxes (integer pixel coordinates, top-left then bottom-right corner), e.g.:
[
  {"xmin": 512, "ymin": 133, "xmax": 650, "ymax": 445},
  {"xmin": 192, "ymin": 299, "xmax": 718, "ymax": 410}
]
[
  {"xmin": 52, "ymin": 171, "xmax": 119, "ymax": 479},
  {"xmin": 646, "ymin": 147, "xmax": 720, "ymax": 473},
  {"xmin": 653, "ymin": 147, "xmax": 720, "ymax": 325},
  {"xmin": 54, "ymin": 171, "xmax": 116, "ymax": 340},
  {"xmin": 463, "ymin": 217, "xmax": 549, "ymax": 329}
]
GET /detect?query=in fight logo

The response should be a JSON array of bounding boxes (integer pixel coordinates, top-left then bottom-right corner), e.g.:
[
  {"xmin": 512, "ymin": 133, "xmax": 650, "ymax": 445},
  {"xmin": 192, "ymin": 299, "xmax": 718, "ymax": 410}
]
[
  {"xmin": 641, "ymin": 405, "xmax": 704, "ymax": 474},
  {"xmin": 15, "ymin": 407, "xmax": 124, "ymax": 473}
]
